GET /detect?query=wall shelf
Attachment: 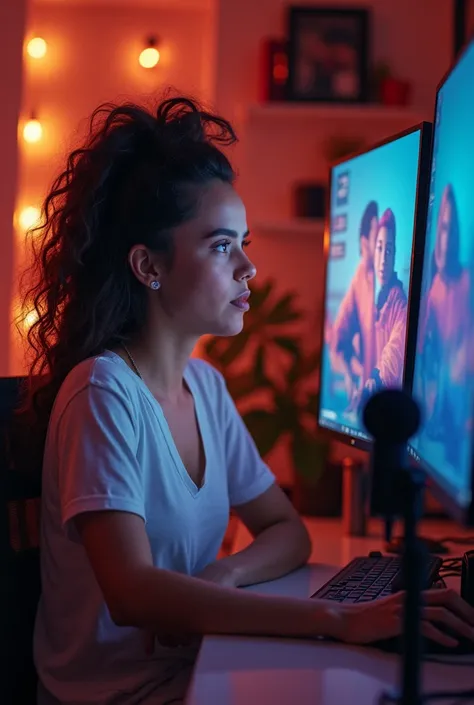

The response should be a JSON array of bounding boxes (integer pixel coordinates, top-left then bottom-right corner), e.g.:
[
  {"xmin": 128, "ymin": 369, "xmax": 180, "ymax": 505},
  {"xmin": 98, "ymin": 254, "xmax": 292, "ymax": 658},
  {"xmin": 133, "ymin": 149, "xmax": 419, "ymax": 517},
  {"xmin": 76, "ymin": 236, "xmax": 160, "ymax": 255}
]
[
  {"xmin": 247, "ymin": 102, "xmax": 425, "ymax": 123},
  {"xmin": 253, "ymin": 218, "xmax": 325, "ymax": 236}
]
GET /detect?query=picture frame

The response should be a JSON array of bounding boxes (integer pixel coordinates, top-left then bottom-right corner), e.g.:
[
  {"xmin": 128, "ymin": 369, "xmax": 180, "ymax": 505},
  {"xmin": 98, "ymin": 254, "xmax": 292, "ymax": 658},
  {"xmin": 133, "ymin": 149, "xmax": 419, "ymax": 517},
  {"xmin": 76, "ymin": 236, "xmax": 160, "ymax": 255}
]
[
  {"xmin": 453, "ymin": 0, "xmax": 474, "ymax": 56},
  {"xmin": 287, "ymin": 6, "xmax": 370, "ymax": 103}
]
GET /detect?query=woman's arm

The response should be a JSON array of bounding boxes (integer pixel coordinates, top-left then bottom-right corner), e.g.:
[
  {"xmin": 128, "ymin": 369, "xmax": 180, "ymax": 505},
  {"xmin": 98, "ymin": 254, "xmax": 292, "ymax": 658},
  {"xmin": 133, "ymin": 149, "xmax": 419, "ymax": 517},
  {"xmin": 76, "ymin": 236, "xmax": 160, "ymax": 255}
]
[
  {"xmin": 76, "ymin": 510, "xmax": 474, "ymax": 650},
  {"xmin": 75, "ymin": 509, "xmax": 331, "ymax": 639},
  {"xmin": 206, "ymin": 483, "xmax": 311, "ymax": 588}
]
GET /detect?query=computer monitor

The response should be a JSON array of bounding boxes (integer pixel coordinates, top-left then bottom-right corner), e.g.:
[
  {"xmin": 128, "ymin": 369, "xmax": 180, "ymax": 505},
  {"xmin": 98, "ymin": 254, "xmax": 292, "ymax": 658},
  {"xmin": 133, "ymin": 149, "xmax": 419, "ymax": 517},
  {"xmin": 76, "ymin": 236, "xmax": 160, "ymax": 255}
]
[
  {"xmin": 409, "ymin": 39, "xmax": 474, "ymax": 526},
  {"xmin": 318, "ymin": 124, "xmax": 432, "ymax": 450}
]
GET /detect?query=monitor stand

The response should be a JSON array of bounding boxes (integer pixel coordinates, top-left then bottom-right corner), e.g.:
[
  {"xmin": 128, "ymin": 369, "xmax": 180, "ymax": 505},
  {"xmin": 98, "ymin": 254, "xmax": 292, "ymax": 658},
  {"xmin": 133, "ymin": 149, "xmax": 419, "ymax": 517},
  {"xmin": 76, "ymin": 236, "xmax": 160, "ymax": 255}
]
[{"xmin": 385, "ymin": 535, "xmax": 450, "ymax": 556}]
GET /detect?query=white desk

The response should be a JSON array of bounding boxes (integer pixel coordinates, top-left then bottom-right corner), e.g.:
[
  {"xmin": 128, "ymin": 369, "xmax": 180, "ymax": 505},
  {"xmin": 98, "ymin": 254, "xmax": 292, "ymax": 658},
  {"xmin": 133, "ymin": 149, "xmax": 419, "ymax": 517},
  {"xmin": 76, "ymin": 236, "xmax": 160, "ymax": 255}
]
[{"xmin": 186, "ymin": 518, "xmax": 474, "ymax": 705}]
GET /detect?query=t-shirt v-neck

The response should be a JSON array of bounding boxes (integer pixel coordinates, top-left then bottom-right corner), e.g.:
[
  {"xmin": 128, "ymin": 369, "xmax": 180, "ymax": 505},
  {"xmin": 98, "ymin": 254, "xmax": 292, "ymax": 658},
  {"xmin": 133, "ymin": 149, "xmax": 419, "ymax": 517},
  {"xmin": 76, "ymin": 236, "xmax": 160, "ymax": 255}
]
[{"xmin": 108, "ymin": 351, "xmax": 208, "ymax": 497}]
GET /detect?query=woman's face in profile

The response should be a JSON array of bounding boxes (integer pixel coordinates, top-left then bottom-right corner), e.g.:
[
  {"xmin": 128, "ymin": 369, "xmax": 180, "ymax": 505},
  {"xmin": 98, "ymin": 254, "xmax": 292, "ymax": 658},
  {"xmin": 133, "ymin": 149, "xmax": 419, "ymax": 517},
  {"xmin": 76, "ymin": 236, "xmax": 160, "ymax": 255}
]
[{"xmin": 374, "ymin": 226, "xmax": 395, "ymax": 287}]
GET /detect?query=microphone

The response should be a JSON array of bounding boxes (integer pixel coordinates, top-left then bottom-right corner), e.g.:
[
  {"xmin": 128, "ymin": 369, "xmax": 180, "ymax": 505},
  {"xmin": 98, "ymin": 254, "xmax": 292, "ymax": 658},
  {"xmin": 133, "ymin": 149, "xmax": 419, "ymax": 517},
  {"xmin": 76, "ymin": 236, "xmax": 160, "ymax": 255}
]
[{"xmin": 363, "ymin": 389, "xmax": 421, "ymax": 541}]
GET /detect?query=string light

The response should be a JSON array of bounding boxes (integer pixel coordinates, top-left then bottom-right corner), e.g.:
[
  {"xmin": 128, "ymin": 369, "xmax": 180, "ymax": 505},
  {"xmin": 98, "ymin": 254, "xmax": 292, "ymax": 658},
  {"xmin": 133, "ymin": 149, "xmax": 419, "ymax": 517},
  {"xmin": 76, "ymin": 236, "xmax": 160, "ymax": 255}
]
[
  {"xmin": 18, "ymin": 206, "xmax": 41, "ymax": 232},
  {"xmin": 23, "ymin": 309, "xmax": 39, "ymax": 331},
  {"xmin": 23, "ymin": 117, "xmax": 43, "ymax": 144},
  {"xmin": 139, "ymin": 37, "xmax": 160, "ymax": 68},
  {"xmin": 27, "ymin": 37, "xmax": 47, "ymax": 59}
]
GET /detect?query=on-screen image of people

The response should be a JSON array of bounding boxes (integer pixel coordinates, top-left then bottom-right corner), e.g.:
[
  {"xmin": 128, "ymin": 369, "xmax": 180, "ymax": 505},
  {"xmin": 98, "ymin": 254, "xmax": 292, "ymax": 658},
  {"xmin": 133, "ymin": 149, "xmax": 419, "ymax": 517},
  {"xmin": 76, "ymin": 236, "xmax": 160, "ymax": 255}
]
[
  {"xmin": 417, "ymin": 184, "xmax": 470, "ymax": 467},
  {"xmin": 357, "ymin": 208, "xmax": 408, "ymax": 410},
  {"xmin": 330, "ymin": 200, "xmax": 378, "ymax": 412}
]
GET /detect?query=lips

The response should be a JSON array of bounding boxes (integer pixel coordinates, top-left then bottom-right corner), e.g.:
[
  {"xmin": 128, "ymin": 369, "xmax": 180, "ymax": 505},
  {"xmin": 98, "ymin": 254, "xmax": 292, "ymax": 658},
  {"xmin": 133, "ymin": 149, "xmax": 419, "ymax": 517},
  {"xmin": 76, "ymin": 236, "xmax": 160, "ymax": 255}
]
[{"xmin": 230, "ymin": 290, "xmax": 250, "ymax": 310}]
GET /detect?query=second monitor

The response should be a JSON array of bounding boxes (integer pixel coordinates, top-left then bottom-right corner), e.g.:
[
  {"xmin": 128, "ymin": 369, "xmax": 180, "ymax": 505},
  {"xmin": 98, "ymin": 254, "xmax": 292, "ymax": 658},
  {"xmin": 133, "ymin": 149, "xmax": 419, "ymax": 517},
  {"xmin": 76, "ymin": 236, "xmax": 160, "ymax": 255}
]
[{"xmin": 318, "ymin": 124, "xmax": 432, "ymax": 448}]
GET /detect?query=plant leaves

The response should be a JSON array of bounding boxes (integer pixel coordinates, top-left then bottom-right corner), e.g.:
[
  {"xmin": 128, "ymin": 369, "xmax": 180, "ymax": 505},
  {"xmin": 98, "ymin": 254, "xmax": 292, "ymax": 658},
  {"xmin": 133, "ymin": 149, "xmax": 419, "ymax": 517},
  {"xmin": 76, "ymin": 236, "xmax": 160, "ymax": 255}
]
[
  {"xmin": 202, "ymin": 335, "xmax": 220, "ymax": 359},
  {"xmin": 254, "ymin": 344, "xmax": 266, "ymax": 383},
  {"xmin": 218, "ymin": 330, "xmax": 251, "ymax": 367},
  {"xmin": 250, "ymin": 279, "xmax": 274, "ymax": 309},
  {"xmin": 274, "ymin": 393, "xmax": 299, "ymax": 432},
  {"xmin": 272, "ymin": 336, "xmax": 300, "ymax": 358},
  {"xmin": 290, "ymin": 429, "xmax": 330, "ymax": 482},
  {"xmin": 226, "ymin": 370, "xmax": 270, "ymax": 401},
  {"xmin": 266, "ymin": 293, "xmax": 302, "ymax": 325},
  {"xmin": 305, "ymin": 393, "xmax": 319, "ymax": 414},
  {"xmin": 242, "ymin": 409, "xmax": 282, "ymax": 458}
]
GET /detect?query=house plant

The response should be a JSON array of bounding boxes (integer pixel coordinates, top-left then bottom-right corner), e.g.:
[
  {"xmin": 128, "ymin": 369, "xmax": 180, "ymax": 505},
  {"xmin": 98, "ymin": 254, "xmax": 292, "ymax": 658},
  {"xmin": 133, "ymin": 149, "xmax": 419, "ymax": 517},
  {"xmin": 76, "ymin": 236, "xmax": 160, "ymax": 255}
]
[{"xmin": 202, "ymin": 278, "xmax": 337, "ymax": 515}]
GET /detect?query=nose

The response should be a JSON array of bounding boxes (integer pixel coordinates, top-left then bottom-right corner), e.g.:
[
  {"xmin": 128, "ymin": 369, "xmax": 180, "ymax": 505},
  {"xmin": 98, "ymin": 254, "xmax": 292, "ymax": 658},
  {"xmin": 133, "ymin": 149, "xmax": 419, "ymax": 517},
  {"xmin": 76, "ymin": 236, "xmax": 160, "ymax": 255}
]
[{"xmin": 235, "ymin": 250, "xmax": 257, "ymax": 282}]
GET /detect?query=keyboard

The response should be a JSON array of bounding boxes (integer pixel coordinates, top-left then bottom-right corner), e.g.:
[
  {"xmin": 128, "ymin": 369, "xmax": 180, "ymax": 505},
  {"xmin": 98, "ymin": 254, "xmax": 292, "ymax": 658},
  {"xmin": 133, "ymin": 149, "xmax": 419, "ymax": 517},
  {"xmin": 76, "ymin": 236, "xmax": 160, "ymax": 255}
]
[
  {"xmin": 311, "ymin": 553, "xmax": 442, "ymax": 603},
  {"xmin": 311, "ymin": 553, "xmax": 474, "ymax": 654}
]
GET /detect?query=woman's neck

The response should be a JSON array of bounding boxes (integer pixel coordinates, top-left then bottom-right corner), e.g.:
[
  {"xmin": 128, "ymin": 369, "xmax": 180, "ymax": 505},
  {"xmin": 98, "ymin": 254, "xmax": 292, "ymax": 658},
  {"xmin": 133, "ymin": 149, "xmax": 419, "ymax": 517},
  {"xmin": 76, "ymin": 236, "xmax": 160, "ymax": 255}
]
[{"xmin": 122, "ymin": 326, "xmax": 198, "ymax": 404}]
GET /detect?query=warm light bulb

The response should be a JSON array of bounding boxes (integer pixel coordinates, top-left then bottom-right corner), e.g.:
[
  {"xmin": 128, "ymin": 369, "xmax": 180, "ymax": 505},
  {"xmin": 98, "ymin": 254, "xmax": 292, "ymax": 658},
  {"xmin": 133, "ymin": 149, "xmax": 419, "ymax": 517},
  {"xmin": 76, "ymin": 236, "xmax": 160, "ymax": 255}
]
[
  {"xmin": 18, "ymin": 206, "xmax": 41, "ymax": 232},
  {"xmin": 139, "ymin": 46, "xmax": 160, "ymax": 69},
  {"xmin": 23, "ymin": 309, "xmax": 39, "ymax": 331},
  {"xmin": 23, "ymin": 118, "xmax": 43, "ymax": 143},
  {"xmin": 27, "ymin": 37, "xmax": 47, "ymax": 59}
]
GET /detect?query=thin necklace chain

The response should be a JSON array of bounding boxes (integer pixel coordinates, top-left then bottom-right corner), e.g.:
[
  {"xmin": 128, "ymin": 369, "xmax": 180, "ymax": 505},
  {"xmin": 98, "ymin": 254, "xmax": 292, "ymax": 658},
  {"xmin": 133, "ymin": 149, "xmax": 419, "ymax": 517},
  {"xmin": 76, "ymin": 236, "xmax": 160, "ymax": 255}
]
[{"xmin": 122, "ymin": 344, "xmax": 143, "ymax": 380}]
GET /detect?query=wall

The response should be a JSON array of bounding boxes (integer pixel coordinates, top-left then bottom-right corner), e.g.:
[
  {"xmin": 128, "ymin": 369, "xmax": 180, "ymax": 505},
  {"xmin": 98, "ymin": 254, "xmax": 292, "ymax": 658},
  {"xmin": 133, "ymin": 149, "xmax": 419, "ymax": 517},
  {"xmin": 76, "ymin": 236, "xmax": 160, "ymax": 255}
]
[
  {"xmin": 212, "ymin": 0, "xmax": 454, "ymax": 483},
  {"xmin": 0, "ymin": 0, "xmax": 27, "ymax": 377},
  {"xmin": 12, "ymin": 0, "xmax": 214, "ymax": 374}
]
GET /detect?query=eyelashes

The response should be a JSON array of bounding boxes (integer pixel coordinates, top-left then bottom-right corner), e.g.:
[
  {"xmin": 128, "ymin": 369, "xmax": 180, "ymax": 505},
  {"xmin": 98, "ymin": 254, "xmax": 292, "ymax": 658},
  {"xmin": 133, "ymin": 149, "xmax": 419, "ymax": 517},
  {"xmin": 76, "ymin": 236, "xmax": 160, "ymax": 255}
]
[{"xmin": 213, "ymin": 239, "xmax": 252, "ymax": 254}]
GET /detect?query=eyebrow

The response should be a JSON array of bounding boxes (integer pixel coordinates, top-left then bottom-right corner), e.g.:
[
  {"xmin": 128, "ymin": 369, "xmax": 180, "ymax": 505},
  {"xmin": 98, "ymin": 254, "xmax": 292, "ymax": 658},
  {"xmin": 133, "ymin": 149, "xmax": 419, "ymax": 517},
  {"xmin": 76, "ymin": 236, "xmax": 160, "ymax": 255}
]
[{"xmin": 203, "ymin": 228, "xmax": 250, "ymax": 239}]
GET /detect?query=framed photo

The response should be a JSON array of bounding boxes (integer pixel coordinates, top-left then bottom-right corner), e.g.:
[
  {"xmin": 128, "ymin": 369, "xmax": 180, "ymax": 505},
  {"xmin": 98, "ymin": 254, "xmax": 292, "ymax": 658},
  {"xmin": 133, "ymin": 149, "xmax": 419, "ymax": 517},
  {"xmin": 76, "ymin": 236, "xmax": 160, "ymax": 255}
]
[
  {"xmin": 287, "ymin": 6, "xmax": 370, "ymax": 103},
  {"xmin": 454, "ymin": 0, "xmax": 474, "ymax": 56}
]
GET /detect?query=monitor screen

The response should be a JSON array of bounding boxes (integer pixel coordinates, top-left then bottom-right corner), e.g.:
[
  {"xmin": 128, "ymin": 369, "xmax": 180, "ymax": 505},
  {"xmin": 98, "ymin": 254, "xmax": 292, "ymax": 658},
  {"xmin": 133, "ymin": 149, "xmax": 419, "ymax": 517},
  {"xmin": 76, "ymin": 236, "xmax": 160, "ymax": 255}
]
[
  {"xmin": 410, "ymin": 41, "xmax": 474, "ymax": 520},
  {"xmin": 319, "ymin": 128, "xmax": 424, "ymax": 446}
]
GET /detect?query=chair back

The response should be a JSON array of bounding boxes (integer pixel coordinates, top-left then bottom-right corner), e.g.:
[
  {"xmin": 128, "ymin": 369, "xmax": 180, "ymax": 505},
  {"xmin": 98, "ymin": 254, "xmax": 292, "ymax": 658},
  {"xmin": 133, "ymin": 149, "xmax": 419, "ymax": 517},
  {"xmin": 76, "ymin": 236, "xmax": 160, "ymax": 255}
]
[{"xmin": 1, "ymin": 377, "xmax": 41, "ymax": 705}]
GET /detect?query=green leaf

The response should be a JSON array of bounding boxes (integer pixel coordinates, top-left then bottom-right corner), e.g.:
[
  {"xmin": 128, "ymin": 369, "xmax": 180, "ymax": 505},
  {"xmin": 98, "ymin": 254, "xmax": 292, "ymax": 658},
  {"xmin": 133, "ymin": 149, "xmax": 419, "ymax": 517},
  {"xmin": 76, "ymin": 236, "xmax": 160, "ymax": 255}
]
[
  {"xmin": 254, "ymin": 344, "xmax": 266, "ymax": 383},
  {"xmin": 272, "ymin": 336, "xmax": 301, "ymax": 358},
  {"xmin": 290, "ymin": 430, "xmax": 330, "ymax": 482},
  {"xmin": 266, "ymin": 293, "xmax": 302, "ymax": 325},
  {"xmin": 226, "ymin": 370, "xmax": 270, "ymax": 402},
  {"xmin": 203, "ymin": 336, "xmax": 220, "ymax": 358},
  {"xmin": 250, "ymin": 279, "xmax": 274, "ymax": 309},
  {"xmin": 242, "ymin": 409, "xmax": 281, "ymax": 457},
  {"xmin": 274, "ymin": 393, "xmax": 299, "ymax": 432},
  {"xmin": 305, "ymin": 393, "xmax": 319, "ymax": 414},
  {"xmin": 218, "ymin": 330, "xmax": 251, "ymax": 367}
]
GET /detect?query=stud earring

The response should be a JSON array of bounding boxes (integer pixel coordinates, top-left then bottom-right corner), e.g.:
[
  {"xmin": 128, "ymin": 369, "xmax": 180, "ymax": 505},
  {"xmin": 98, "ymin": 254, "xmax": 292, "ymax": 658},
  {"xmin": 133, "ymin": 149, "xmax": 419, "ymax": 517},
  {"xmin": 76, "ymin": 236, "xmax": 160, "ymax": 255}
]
[{"xmin": 150, "ymin": 280, "xmax": 161, "ymax": 290}]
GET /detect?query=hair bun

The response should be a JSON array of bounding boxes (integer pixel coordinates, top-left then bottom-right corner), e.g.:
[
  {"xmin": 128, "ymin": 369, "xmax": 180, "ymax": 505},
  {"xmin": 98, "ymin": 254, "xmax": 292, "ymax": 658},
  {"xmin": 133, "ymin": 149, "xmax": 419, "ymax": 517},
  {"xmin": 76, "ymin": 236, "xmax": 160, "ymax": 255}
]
[{"xmin": 155, "ymin": 96, "xmax": 235, "ymax": 147}]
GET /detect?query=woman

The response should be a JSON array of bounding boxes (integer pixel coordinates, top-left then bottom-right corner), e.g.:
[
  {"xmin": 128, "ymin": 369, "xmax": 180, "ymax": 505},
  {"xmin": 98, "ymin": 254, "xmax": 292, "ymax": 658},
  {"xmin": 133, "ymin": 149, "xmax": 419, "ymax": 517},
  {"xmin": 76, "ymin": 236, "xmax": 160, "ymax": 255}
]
[
  {"xmin": 22, "ymin": 97, "xmax": 473, "ymax": 704},
  {"xmin": 361, "ymin": 208, "xmax": 408, "ymax": 400},
  {"xmin": 418, "ymin": 184, "xmax": 470, "ymax": 465}
]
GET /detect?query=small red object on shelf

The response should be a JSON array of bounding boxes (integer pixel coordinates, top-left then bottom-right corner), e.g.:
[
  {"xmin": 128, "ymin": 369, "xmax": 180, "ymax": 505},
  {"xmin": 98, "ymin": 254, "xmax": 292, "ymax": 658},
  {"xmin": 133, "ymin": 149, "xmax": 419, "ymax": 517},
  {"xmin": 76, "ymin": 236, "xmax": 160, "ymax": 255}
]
[
  {"xmin": 259, "ymin": 38, "xmax": 289, "ymax": 102},
  {"xmin": 380, "ymin": 77, "xmax": 411, "ymax": 107}
]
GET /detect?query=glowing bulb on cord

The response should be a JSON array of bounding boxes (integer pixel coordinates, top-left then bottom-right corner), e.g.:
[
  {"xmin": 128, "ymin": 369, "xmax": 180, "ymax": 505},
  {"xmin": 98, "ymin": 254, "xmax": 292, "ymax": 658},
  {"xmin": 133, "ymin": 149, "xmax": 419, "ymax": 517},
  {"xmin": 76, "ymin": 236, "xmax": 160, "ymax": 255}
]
[
  {"xmin": 18, "ymin": 206, "xmax": 41, "ymax": 232},
  {"xmin": 23, "ymin": 309, "xmax": 39, "ymax": 331},
  {"xmin": 23, "ymin": 118, "xmax": 43, "ymax": 143},
  {"xmin": 139, "ymin": 37, "xmax": 160, "ymax": 68},
  {"xmin": 27, "ymin": 37, "xmax": 47, "ymax": 59}
]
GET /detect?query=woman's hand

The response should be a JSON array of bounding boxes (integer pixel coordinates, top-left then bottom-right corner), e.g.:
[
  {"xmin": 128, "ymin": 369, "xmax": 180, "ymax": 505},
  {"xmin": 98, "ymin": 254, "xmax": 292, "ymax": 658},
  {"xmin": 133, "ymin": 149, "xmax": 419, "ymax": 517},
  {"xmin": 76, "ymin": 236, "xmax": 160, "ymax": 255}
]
[{"xmin": 332, "ymin": 588, "xmax": 474, "ymax": 648}]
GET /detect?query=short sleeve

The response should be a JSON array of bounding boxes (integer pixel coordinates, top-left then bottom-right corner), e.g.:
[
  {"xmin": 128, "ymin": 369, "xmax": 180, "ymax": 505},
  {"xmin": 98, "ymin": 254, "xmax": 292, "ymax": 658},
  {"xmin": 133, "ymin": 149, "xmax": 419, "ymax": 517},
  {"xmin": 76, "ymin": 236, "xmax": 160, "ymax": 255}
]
[
  {"xmin": 55, "ymin": 382, "xmax": 145, "ymax": 537},
  {"xmin": 222, "ymin": 386, "xmax": 276, "ymax": 507}
]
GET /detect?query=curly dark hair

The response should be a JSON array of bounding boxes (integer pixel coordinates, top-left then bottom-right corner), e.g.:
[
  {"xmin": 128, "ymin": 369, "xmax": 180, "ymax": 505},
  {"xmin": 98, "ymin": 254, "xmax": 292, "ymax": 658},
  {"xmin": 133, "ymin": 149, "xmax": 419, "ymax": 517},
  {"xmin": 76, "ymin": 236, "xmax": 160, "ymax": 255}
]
[{"xmin": 19, "ymin": 94, "xmax": 237, "ymax": 439}]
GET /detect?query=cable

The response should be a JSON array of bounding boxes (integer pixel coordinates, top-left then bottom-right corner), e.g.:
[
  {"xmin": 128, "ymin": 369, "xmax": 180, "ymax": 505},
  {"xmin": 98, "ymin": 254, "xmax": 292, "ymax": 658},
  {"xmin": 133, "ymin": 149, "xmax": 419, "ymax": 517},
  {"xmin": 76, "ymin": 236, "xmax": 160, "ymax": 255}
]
[
  {"xmin": 425, "ymin": 655, "xmax": 474, "ymax": 667},
  {"xmin": 422, "ymin": 688, "xmax": 474, "ymax": 702},
  {"xmin": 439, "ymin": 537, "xmax": 474, "ymax": 545}
]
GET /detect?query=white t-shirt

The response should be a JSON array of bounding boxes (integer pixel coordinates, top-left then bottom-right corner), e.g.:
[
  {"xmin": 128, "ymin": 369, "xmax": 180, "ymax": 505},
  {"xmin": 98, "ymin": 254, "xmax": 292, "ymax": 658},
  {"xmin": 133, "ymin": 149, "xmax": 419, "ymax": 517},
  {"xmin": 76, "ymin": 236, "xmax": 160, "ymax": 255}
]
[{"xmin": 34, "ymin": 351, "xmax": 275, "ymax": 705}]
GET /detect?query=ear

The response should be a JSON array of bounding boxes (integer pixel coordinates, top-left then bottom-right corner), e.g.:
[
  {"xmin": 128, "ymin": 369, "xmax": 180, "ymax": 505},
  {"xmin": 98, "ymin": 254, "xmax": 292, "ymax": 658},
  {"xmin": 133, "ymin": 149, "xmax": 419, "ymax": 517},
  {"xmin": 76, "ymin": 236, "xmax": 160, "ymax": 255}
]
[{"xmin": 128, "ymin": 245, "xmax": 160, "ymax": 288}]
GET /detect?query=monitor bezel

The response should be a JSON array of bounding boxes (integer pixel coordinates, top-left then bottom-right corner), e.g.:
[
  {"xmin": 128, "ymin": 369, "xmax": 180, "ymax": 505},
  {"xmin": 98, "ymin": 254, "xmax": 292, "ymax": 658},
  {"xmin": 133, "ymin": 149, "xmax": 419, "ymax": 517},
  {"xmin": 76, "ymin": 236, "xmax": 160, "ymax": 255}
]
[
  {"xmin": 317, "ymin": 121, "xmax": 432, "ymax": 452},
  {"xmin": 408, "ymin": 37, "xmax": 474, "ymax": 527}
]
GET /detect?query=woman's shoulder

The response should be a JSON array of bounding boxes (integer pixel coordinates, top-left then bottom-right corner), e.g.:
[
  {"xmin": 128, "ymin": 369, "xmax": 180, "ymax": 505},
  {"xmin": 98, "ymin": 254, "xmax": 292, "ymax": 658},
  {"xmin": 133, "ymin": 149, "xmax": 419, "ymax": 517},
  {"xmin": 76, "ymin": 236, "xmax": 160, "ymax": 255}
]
[{"xmin": 55, "ymin": 351, "xmax": 139, "ymax": 412}]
